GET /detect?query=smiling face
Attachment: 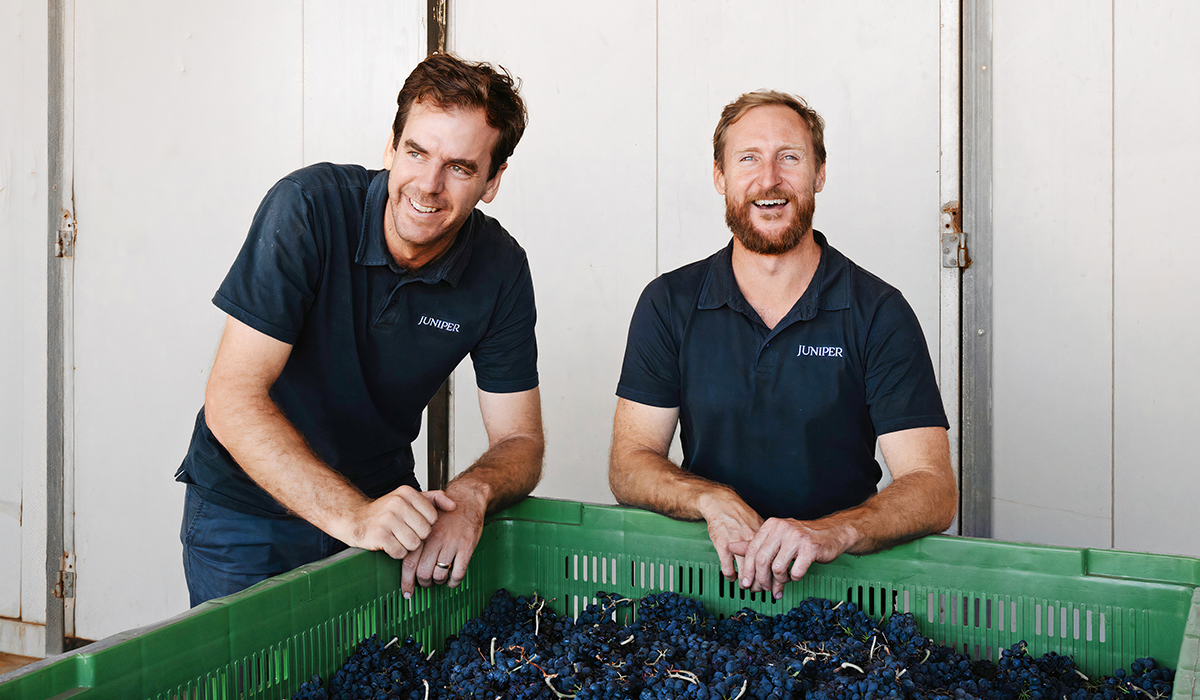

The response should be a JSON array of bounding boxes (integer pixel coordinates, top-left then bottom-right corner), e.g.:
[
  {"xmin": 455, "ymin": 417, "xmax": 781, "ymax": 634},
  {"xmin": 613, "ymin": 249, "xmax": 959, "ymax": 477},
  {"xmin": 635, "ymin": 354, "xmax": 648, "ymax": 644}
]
[
  {"xmin": 714, "ymin": 104, "xmax": 827, "ymax": 256},
  {"xmin": 382, "ymin": 100, "xmax": 506, "ymax": 268}
]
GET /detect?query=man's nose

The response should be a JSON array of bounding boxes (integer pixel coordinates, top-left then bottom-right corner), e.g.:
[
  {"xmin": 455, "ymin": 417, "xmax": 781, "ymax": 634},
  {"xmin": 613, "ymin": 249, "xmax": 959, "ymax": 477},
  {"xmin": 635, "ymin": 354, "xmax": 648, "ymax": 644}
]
[
  {"xmin": 757, "ymin": 160, "xmax": 784, "ymax": 189},
  {"xmin": 417, "ymin": 162, "xmax": 446, "ymax": 194}
]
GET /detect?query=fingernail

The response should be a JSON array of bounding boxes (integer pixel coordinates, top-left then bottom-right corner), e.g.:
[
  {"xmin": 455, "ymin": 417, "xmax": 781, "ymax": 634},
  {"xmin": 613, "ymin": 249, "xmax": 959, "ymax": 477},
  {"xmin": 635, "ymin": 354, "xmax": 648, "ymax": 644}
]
[
  {"xmin": 403, "ymin": 591, "xmax": 411, "ymax": 600},
  {"xmin": 741, "ymin": 578, "xmax": 750, "ymax": 587},
  {"xmin": 775, "ymin": 592, "xmax": 783, "ymax": 600}
]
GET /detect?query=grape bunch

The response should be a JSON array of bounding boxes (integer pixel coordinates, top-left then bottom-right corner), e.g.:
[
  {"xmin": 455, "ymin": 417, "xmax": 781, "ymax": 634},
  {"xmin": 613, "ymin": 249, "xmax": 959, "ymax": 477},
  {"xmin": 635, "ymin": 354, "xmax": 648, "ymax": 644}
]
[{"xmin": 292, "ymin": 590, "xmax": 1175, "ymax": 700}]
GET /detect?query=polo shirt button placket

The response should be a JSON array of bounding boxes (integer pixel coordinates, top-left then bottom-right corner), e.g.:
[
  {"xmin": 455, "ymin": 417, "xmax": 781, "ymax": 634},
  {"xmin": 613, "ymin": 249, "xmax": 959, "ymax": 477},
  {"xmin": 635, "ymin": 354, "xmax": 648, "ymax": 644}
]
[{"xmin": 756, "ymin": 338, "xmax": 775, "ymax": 371}]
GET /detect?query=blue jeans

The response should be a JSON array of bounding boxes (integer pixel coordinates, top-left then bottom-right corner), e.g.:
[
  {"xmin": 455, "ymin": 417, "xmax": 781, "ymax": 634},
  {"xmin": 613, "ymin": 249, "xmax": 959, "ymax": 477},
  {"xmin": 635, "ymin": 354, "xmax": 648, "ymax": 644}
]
[{"xmin": 180, "ymin": 486, "xmax": 348, "ymax": 607}]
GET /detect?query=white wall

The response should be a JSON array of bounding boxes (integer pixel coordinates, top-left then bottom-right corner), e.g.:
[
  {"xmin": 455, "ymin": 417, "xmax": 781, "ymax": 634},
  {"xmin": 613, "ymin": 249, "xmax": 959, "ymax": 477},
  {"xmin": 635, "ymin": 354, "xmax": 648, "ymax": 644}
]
[
  {"xmin": 67, "ymin": 0, "xmax": 424, "ymax": 640},
  {"xmin": 1111, "ymin": 1, "xmax": 1200, "ymax": 556},
  {"xmin": 449, "ymin": 1, "xmax": 659, "ymax": 504},
  {"xmin": 992, "ymin": 1, "xmax": 1114, "ymax": 547},
  {"xmin": 0, "ymin": 0, "xmax": 50, "ymax": 657},
  {"xmin": 450, "ymin": 1, "xmax": 945, "ymax": 503},
  {"xmin": 991, "ymin": 1, "xmax": 1200, "ymax": 556}
]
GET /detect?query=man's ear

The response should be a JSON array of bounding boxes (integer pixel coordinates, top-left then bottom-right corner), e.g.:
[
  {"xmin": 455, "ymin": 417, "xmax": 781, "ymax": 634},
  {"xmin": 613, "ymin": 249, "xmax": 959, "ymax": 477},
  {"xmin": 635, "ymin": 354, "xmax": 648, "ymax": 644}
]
[
  {"xmin": 480, "ymin": 163, "xmax": 508, "ymax": 204},
  {"xmin": 815, "ymin": 161, "xmax": 827, "ymax": 193},
  {"xmin": 713, "ymin": 160, "xmax": 726, "ymax": 196},
  {"xmin": 382, "ymin": 132, "xmax": 397, "ymax": 169}
]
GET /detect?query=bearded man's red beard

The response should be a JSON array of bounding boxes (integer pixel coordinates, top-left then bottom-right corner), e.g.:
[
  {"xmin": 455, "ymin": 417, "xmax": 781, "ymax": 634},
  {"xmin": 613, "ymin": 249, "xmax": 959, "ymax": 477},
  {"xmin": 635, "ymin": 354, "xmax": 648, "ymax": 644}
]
[{"xmin": 724, "ymin": 186, "xmax": 816, "ymax": 255}]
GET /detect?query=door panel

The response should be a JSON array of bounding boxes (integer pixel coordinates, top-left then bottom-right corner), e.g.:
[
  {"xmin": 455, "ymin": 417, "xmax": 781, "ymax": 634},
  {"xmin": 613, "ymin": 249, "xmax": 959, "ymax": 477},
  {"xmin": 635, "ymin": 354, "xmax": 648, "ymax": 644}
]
[
  {"xmin": 1112, "ymin": 0, "xmax": 1200, "ymax": 557},
  {"xmin": 70, "ymin": 0, "xmax": 422, "ymax": 640},
  {"xmin": 991, "ymin": 1, "xmax": 1114, "ymax": 548}
]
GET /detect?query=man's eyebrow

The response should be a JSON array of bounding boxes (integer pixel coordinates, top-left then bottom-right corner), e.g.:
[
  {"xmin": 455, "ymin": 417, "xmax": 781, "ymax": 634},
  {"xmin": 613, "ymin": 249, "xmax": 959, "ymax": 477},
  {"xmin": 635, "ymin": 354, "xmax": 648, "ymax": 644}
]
[
  {"xmin": 402, "ymin": 138, "xmax": 479, "ymax": 172},
  {"xmin": 445, "ymin": 156, "xmax": 479, "ymax": 172}
]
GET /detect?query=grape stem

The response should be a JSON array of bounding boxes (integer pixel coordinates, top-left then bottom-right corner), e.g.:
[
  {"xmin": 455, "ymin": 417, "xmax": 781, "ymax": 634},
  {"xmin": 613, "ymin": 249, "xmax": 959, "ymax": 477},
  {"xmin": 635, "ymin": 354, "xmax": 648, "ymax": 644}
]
[
  {"xmin": 646, "ymin": 648, "xmax": 671, "ymax": 666},
  {"xmin": 535, "ymin": 598, "xmax": 547, "ymax": 636},
  {"xmin": 666, "ymin": 668, "xmax": 700, "ymax": 685},
  {"xmin": 384, "ymin": 636, "xmax": 399, "ymax": 650},
  {"xmin": 422, "ymin": 679, "xmax": 429, "ymax": 700},
  {"xmin": 490, "ymin": 637, "xmax": 496, "ymax": 666},
  {"xmin": 542, "ymin": 674, "xmax": 577, "ymax": 699},
  {"xmin": 840, "ymin": 662, "xmax": 865, "ymax": 674},
  {"xmin": 732, "ymin": 678, "xmax": 748, "ymax": 700}
]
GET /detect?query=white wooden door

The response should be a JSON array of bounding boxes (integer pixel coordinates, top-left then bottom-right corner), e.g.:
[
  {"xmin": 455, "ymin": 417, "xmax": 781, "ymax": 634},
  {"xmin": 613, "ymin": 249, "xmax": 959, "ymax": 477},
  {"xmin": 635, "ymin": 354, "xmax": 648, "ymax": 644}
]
[
  {"xmin": 68, "ymin": 0, "xmax": 424, "ymax": 640},
  {"xmin": 0, "ymin": 0, "xmax": 50, "ymax": 657},
  {"xmin": 991, "ymin": 1, "xmax": 1200, "ymax": 555}
]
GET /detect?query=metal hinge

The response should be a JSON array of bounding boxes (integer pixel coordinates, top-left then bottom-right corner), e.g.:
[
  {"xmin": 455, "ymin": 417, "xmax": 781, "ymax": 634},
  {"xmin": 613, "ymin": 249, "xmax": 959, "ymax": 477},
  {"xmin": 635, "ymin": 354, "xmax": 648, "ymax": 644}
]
[
  {"xmin": 55, "ymin": 208, "xmax": 77, "ymax": 258},
  {"xmin": 940, "ymin": 201, "xmax": 968, "ymax": 268},
  {"xmin": 54, "ymin": 570, "xmax": 76, "ymax": 599},
  {"xmin": 941, "ymin": 231, "xmax": 968, "ymax": 268}
]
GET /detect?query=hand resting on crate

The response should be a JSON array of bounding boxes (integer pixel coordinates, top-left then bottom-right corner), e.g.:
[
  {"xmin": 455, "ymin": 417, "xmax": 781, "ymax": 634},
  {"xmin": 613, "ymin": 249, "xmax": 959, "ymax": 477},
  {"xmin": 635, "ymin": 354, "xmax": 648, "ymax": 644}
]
[
  {"xmin": 609, "ymin": 398, "xmax": 957, "ymax": 601},
  {"xmin": 398, "ymin": 385, "xmax": 545, "ymax": 598},
  {"xmin": 205, "ymin": 317, "xmax": 544, "ymax": 595}
]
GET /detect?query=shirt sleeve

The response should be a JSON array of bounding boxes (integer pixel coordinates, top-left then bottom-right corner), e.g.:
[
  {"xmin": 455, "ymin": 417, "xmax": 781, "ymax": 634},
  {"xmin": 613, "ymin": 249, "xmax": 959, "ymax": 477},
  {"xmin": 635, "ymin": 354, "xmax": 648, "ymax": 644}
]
[
  {"xmin": 212, "ymin": 177, "xmax": 322, "ymax": 345},
  {"xmin": 863, "ymin": 291, "xmax": 950, "ymax": 435},
  {"xmin": 470, "ymin": 257, "xmax": 539, "ymax": 393},
  {"xmin": 616, "ymin": 277, "xmax": 682, "ymax": 408}
]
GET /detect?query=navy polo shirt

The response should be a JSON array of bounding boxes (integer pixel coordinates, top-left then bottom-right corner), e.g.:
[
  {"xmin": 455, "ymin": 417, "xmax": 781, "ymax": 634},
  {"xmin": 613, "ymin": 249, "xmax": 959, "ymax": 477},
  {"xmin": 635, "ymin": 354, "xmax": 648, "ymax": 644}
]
[
  {"xmin": 177, "ymin": 163, "xmax": 538, "ymax": 518},
  {"xmin": 616, "ymin": 231, "xmax": 947, "ymax": 521}
]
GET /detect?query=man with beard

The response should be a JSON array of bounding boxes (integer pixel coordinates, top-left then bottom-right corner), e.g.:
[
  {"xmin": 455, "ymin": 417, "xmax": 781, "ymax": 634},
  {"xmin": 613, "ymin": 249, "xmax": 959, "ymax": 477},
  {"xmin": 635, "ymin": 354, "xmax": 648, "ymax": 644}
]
[
  {"xmin": 176, "ymin": 54, "xmax": 543, "ymax": 605},
  {"xmin": 608, "ymin": 91, "xmax": 956, "ymax": 600}
]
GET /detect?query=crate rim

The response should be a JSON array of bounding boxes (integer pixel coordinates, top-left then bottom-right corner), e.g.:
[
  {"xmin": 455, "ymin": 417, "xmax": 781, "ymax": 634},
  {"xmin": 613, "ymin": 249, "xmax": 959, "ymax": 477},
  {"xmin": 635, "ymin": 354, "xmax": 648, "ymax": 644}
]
[{"xmin": 4, "ymin": 497, "xmax": 1200, "ymax": 692}]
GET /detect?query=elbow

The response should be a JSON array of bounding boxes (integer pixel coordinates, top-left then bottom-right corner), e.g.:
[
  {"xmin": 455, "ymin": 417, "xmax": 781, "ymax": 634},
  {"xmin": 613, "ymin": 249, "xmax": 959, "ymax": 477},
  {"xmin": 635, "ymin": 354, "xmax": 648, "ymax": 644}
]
[
  {"xmin": 606, "ymin": 449, "xmax": 637, "ymax": 507},
  {"xmin": 203, "ymin": 379, "xmax": 232, "ymax": 445},
  {"xmin": 509, "ymin": 431, "xmax": 545, "ymax": 492},
  {"xmin": 934, "ymin": 504, "xmax": 957, "ymax": 534},
  {"xmin": 933, "ymin": 477, "xmax": 959, "ymax": 533}
]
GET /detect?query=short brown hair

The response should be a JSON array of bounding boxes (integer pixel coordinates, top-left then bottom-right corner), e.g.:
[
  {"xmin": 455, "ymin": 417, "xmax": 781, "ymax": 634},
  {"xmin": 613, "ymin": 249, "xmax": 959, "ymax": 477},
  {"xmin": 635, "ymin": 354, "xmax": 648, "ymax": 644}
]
[
  {"xmin": 392, "ymin": 53, "xmax": 527, "ymax": 180},
  {"xmin": 713, "ymin": 90, "xmax": 826, "ymax": 172}
]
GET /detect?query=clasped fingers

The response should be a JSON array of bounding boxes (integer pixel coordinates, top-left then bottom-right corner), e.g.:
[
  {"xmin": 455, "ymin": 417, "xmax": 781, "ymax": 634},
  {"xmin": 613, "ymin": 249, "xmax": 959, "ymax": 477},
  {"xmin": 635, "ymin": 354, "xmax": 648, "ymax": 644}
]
[
  {"xmin": 736, "ymin": 518, "xmax": 824, "ymax": 599},
  {"xmin": 356, "ymin": 486, "xmax": 444, "ymax": 558}
]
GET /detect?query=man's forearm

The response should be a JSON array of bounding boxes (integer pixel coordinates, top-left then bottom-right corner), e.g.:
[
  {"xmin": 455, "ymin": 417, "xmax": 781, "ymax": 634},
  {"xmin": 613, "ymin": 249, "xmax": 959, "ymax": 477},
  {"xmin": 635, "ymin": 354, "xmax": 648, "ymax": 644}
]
[
  {"xmin": 817, "ymin": 468, "xmax": 957, "ymax": 555},
  {"xmin": 609, "ymin": 447, "xmax": 740, "ymax": 522},
  {"xmin": 206, "ymin": 389, "xmax": 369, "ymax": 539},
  {"xmin": 447, "ymin": 434, "xmax": 544, "ymax": 516}
]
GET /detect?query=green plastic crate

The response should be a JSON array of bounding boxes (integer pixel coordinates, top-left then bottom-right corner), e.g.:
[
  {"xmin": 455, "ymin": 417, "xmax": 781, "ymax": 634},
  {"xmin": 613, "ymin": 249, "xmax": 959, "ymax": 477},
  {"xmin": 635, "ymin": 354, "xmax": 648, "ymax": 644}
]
[{"xmin": 4, "ymin": 498, "xmax": 1200, "ymax": 699}]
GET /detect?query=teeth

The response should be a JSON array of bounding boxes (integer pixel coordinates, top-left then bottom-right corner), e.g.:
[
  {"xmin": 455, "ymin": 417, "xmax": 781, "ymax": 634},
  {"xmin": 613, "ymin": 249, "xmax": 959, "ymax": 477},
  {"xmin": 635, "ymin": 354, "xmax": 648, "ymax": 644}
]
[
  {"xmin": 755, "ymin": 199, "xmax": 787, "ymax": 206},
  {"xmin": 410, "ymin": 198, "xmax": 439, "ymax": 214}
]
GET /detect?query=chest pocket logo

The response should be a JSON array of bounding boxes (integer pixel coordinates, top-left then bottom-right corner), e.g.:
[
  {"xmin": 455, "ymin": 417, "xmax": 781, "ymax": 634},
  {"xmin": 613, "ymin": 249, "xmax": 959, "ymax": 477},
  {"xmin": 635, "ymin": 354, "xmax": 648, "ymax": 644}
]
[
  {"xmin": 418, "ymin": 315, "xmax": 461, "ymax": 333},
  {"xmin": 797, "ymin": 344, "xmax": 844, "ymax": 358}
]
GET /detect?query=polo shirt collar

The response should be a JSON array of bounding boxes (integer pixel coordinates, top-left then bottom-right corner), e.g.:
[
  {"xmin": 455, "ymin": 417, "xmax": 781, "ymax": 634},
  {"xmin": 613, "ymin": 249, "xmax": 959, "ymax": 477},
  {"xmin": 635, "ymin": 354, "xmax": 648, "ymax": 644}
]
[
  {"xmin": 355, "ymin": 169, "xmax": 476, "ymax": 286},
  {"xmin": 697, "ymin": 230, "xmax": 851, "ymax": 323}
]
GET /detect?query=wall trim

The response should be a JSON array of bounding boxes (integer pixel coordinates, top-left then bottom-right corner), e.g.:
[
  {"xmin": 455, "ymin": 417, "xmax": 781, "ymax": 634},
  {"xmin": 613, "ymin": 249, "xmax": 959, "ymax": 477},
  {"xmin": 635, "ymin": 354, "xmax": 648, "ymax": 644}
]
[{"xmin": 960, "ymin": 0, "xmax": 993, "ymax": 538}]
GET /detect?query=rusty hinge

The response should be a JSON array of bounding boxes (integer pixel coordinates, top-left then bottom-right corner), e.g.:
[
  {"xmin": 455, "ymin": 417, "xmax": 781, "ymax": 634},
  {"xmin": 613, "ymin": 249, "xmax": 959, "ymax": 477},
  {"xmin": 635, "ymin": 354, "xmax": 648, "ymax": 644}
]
[
  {"xmin": 55, "ymin": 207, "xmax": 76, "ymax": 258},
  {"xmin": 941, "ymin": 201, "xmax": 969, "ymax": 268},
  {"xmin": 54, "ymin": 570, "xmax": 76, "ymax": 599},
  {"xmin": 942, "ymin": 231, "xmax": 968, "ymax": 268}
]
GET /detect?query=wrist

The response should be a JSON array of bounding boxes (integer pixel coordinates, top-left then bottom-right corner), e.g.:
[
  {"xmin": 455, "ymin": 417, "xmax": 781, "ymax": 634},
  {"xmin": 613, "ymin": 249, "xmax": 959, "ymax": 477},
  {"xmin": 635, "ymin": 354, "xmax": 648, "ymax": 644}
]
[
  {"xmin": 445, "ymin": 479, "xmax": 490, "ymax": 516},
  {"xmin": 694, "ymin": 485, "xmax": 737, "ymax": 522},
  {"xmin": 321, "ymin": 492, "xmax": 372, "ymax": 546},
  {"xmin": 820, "ymin": 515, "xmax": 862, "ymax": 555}
]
